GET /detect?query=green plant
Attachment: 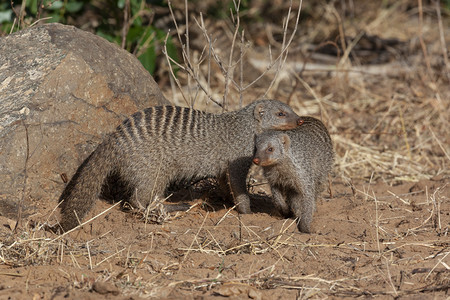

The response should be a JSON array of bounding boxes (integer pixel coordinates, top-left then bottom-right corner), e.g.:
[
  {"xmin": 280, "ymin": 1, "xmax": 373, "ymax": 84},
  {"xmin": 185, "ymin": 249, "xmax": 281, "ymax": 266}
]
[{"xmin": 0, "ymin": 0, "xmax": 178, "ymax": 75}]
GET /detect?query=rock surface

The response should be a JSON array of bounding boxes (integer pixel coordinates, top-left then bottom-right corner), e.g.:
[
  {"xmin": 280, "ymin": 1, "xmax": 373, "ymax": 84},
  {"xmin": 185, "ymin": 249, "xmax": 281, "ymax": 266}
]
[{"xmin": 0, "ymin": 23, "xmax": 170, "ymax": 217}]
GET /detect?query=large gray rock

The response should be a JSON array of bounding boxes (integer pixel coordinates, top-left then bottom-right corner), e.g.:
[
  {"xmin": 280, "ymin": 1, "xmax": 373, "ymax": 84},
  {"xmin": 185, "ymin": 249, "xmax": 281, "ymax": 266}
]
[{"xmin": 0, "ymin": 23, "xmax": 170, "ymax": 218}]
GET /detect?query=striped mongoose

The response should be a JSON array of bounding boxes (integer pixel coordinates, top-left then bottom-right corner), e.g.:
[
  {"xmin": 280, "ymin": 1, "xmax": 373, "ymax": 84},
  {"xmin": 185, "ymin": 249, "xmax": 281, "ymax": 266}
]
[
  {"xmin": 252, "ymin": 116, "xmax": 334, "ymax": 233},
  {"xmin": 59, "ymin": 100, "xmax": 303, "ymax": 231}
]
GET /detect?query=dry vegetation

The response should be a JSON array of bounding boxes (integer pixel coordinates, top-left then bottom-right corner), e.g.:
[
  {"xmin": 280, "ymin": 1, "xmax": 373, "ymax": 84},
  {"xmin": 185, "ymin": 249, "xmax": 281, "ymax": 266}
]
[{"xmin": 1, "ymin": 0, "xmax": 449, "ymax": 299}]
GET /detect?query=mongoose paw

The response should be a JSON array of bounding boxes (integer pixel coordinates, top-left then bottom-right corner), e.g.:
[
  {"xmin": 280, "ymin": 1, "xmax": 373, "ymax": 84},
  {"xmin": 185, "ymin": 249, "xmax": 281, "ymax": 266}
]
[
  {"xmin": 237, "ymin": 205, "xmax": 252, "ymax": 214},
  {"xmin": 297, "ymin": 221, "xmax": 312, "ymax": 233}
]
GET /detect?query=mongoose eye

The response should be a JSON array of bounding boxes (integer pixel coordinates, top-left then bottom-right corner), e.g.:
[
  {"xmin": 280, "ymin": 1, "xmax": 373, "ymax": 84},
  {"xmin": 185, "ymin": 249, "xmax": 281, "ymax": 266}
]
[
  {"xmin": 266, "ymin": 147, "xmax": 274, "ymax": 153},
  {"xmin": 277, "ymin": 111, "xmax": 286, "ymax": 117}
]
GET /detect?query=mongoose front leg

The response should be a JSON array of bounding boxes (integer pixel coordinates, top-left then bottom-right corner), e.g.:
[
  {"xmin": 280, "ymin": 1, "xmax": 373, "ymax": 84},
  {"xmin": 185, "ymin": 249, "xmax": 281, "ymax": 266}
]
[
  {"xmin": 300, "ymin": 191, "xmax": 316, "ymax": 233},
  {"xmin": 271, "ymin": 186, "xmax": 291, "ymax": 217},
  {"xmin": 129, "ymin": 179, "xmax": 165, "ymax": 210},
  {"xmin": 228, "ymin": 157, "xmax": 253, "ymax": 214},
  {"xmin": 217, "ymin": 173, "xmax": 233, "ymax": 202}
]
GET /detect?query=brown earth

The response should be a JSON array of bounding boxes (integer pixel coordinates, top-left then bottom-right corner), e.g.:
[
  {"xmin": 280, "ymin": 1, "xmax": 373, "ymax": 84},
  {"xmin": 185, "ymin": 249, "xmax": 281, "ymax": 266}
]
[{"xmin": 0, "ymin": 176, "xmax": 448, "ymax": 299}]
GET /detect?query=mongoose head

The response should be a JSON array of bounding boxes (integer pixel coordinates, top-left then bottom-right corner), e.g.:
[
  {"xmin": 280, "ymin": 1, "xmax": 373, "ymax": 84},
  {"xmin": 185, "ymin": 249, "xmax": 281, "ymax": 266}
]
[
  {"xmin": 253, "ymin": 132, "xmax": 291, "ymax": 167},
  {"xmin": 253, "ymin": 100, "xmax": 303, "ymax": 130}
]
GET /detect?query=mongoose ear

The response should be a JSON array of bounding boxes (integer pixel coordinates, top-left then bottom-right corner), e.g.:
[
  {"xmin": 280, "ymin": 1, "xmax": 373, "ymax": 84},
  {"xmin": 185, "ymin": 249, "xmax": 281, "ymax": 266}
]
[
  {"xmin": 253, "ymin": 103, "xmax": 265, "ymax": 121},
  {"xmin": 280, "ymin": 134, "xmax": 291, "ymax": 151}
]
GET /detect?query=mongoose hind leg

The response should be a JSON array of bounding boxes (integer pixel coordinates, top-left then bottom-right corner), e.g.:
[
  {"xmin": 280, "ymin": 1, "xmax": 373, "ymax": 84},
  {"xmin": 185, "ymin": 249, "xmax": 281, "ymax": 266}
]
[
  {"xmin": 217, "ymin": 173, "xmax": 233, "ymax": 203},
  {"xmin": 289, "ymin": 190, "xmax": 315, "ymax": 233},
  {"xmin": 128, "ymin": 179, "xmax": 166, "ymax": 211}
]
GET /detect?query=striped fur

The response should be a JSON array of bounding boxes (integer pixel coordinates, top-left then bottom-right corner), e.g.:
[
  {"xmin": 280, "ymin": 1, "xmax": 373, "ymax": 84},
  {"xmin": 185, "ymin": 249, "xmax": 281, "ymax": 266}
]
[{"xmin": 59, "ymin": 100, "xmax": 302, "ymax": 231}]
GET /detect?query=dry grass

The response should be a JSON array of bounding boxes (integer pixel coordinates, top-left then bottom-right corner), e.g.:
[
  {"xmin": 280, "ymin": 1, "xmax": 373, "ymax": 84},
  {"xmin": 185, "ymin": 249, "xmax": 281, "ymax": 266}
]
[
  {"xmin": 161, "ymin": 0, "xmax": 449, "ymax": 184},
  {"xmin": 1, "ymin": 179, "xmax": 448, "ymax": 297}
]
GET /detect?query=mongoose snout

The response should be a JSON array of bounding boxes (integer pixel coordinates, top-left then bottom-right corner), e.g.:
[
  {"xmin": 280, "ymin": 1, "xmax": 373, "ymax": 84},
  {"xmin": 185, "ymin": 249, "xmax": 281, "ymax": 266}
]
[
  {"xmin": 252, "ymin": 154, "xmax": 277, "ymax": 167},
  {"xmin": 253, "ymin": 133, "xmax": 290, "ymax": 167}
]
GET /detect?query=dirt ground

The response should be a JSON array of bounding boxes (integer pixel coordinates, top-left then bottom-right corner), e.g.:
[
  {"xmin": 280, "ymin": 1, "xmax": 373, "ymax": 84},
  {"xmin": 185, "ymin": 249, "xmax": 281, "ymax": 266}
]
[
  {"xmin": 0, "ymin": 176, "xmax": 448, "ymax": 299},
  {"xmin": 1, "ymin": 1, "xmax": 449, "ymax": 299}
]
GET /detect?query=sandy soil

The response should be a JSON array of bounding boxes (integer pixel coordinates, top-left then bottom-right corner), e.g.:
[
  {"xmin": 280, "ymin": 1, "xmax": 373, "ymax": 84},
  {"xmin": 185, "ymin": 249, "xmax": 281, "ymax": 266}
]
[{"xmin": 0, "ymin": 175, "xmax": 448, "ymax": 299}]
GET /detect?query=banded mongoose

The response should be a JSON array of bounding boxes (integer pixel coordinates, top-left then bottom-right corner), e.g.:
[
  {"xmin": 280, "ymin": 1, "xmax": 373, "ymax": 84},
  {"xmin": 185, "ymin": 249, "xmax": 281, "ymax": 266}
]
[
  {"xmin": 59, "ymin": 100, "xmax": 303, "ymax": 231},
  {"xmin": 252, "ymin": 116, "xmax": 334, "ymax": 233}
]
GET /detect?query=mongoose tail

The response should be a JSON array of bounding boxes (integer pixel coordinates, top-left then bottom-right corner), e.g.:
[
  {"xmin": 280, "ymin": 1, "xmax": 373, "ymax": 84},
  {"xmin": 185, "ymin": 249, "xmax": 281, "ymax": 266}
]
[
  {"xmin": 58, "ymin": 139, "xmax": 116, "ymax": 231},
  {"xmin": 253, "ymin": 116, "xmax": 334, "ymax": 233}
]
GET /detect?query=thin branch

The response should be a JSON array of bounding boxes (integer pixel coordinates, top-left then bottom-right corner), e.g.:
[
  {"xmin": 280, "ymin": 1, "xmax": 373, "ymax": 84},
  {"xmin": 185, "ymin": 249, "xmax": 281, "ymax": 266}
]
[
  {"xmin": 223, "ymin": 0, "xmax": 241, "ymax": 111},
  {"xmin": 184, "ymin": 0, "xmax": 192, "ymax": 105},
  {"xmin": 239, "ymin": 29, "xmax": 244, "ymax": 107},
  {"xmin": 434, "ymin": 0, "xmax": 449, "ymax": 82},
  {"xmin": 163, "ymin": 31, "xmax": 189, "ymax": 107},
  {"xmin": 15, "ymin": 121, "xmax": 30, "ymax": 232},
  {"xmin": 417, "ymin": 0, "xmax": 434, "ymax": 81},
  {"xmin": 121, "ymin": 0, "xmax": 130, "ymax": 49},
  {"xmin": 243, "ymin": 0, "xmax": 302, "ymax": 92}
]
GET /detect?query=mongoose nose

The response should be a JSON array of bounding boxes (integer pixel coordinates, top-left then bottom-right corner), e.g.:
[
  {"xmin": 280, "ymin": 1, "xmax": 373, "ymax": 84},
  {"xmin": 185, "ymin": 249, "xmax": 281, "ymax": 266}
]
[
  {"xmin": 297, "ymin": 119, "xmax": 305, "ymax": 126},
  {"xmin": 253, "ymin": 157, "xmax": 260, "ymax": 165}
]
